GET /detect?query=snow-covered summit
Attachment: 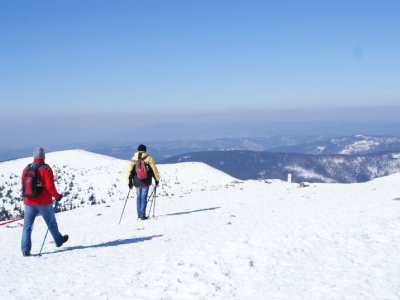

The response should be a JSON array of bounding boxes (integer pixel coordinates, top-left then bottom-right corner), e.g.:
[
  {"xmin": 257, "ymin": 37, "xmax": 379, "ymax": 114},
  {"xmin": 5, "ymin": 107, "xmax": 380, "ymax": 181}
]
[{"xmin": 0, "ymin": 150, "xmax": 237, "ymax": 220}]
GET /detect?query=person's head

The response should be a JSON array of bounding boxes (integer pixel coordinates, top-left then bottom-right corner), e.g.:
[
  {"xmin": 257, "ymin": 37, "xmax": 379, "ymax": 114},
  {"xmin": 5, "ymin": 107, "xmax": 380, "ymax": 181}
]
[
  {"xmin": 33, "ymin": 147, "xmax": 45, "ymax": 159},
  {"xmin": 137, "ymin": 144, "xmax": 147, "ymax": 152}
]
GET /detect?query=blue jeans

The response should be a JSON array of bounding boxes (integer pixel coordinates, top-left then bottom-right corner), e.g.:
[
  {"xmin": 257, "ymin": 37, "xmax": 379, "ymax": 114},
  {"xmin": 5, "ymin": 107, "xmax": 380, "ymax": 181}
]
[
  {"xmin": 21, "ymin": 204, "xmax": 63, "ymax": 252},
  {"xmin": 136, "ymin": 187, "xmax": 149, "ymax": 218}
]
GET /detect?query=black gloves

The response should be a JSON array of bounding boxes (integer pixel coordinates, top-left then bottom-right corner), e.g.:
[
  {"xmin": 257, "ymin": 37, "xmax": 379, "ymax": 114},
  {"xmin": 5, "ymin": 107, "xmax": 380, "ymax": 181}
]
[
  {"xmin": 56, "ymin": 195, "xmax": 63, "ymax": 202},
  {"xmin": 155, "ymin": 181, "xmax": 159, "ymax": 187},
  {"xmin": 128, "ymin": 182, "xmax": 133, "ymax": 189}
]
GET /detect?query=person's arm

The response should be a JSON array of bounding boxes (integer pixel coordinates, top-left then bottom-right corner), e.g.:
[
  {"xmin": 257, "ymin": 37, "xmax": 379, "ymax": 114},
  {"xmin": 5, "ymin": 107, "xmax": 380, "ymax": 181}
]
[
  {"xmin": 42, "ymin": 166, "xmax": 61, "ymax": 200},
  {"xmin": 126, "ymin": 157, "xmax": 136, "ymax": 188},
  {"xmin": 148, "ymin": 156, "xmax": 160, "ymax": 183},
  {"xmin": 126, "ymin": 161, "xmax": 134, "ymax": 184}
]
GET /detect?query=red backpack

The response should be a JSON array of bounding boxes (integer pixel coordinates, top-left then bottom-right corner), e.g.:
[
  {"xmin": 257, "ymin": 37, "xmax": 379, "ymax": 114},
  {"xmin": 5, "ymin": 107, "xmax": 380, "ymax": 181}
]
[{"xmin": 135, "ymin": 153, "xmax": 149, "ymax": 180}]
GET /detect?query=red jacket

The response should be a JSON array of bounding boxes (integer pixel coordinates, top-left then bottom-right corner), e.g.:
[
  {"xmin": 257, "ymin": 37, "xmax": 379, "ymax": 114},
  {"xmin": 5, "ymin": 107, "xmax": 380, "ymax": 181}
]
[{"xmin": 22, "ymin": 158, "xmax": 61, "ymax": 205}]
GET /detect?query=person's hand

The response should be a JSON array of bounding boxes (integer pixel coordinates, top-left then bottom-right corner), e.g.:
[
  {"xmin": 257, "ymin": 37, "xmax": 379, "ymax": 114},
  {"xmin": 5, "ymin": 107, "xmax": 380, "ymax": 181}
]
[
  {"xmin": 56, "ymin": 195, "xmax": 63, "ymax": 202},
  {"xmin": 155, "ymin": 181, "xmax": 159, "ymax": 187},
  {"xmin": 128, "ymin": 183, "xmax": 133, "ymax": 189}
]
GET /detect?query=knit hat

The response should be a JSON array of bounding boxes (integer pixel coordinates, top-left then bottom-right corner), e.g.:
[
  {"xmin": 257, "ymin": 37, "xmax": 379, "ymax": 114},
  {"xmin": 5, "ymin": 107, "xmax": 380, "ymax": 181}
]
[
  {"xmin": 137, "ymin": 144, "xmax": 147, "ymax": 152},
  {"xmin": 33, "ymin": 147, "xmax": 45, "ymax": 159}
]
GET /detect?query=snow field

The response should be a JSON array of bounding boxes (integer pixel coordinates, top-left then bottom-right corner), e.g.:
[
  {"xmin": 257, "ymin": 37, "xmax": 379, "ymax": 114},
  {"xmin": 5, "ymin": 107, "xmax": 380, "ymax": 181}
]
[{"xmin": 1, "ymin": 151, "xmax": 400, "ymax": 299}]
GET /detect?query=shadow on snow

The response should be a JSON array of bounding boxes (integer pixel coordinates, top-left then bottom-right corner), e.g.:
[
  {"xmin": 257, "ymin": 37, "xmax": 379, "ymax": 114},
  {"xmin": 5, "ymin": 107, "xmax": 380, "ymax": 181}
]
[
  {"xmin": 161, "ymin": 207, "xmax": 221, "ymax": 217},
  {"xmin": 38, "ymin": 207, "xmax": 220, "ymax": 255},
  {"xmin": 41, "ymin": 235, "xmax": 163, "ymax": 255}
]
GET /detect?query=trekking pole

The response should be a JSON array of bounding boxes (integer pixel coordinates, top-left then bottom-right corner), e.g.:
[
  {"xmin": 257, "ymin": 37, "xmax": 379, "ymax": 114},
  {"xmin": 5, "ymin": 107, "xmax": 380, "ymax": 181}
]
[
  {"xmin": 152, "ymin": 186, "xmax": 157, "ymax": 218},
  {"xmin": 119, "ymin": 189, "xmax": 131, "ymax": 225},
  {"xmin": 38, "ymin": 201, "xmax": 59, "ymax": 257},
  {"xmin": 146, "ymin": 186, "xmax": 156, "ymax": 218}
]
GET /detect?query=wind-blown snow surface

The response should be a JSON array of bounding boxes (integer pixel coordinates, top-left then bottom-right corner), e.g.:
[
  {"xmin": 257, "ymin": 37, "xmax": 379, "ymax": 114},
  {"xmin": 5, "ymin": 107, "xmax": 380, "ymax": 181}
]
[{"xmin": 1, "ymin": 151, "xmax": 400, "ymax": 299}]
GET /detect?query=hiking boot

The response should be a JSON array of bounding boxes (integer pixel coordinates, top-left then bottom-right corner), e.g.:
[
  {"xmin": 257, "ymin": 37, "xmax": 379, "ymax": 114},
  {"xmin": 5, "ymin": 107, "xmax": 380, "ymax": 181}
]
[
  {"xmin": 56, "ymin": 235, "xmax": 69, "ymax": 247},
  {"xmin": 140, "ymin": 216, "xmax": 148, "ymax": 220},
  {"xmin": 22, "ymin": 251, "xmax": 31, "ymax": 257}
]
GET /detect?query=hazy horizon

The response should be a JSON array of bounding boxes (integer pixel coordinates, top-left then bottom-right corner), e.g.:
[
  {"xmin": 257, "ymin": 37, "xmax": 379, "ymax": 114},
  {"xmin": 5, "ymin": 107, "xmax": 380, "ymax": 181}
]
[
  {"xmin": 2, "ymin": 105, "xmax": 400, "ymax": 128},
  {"xmin": 1, "ymin": 112, "xmax": 400, "ymax": 157}
]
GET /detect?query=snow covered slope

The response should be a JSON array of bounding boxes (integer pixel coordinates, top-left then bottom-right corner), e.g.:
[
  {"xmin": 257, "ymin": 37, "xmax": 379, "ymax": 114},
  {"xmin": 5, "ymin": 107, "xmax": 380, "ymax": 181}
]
[{"xmin": 1, "ymin": 151, "xmax": 400, "ymax": 298}]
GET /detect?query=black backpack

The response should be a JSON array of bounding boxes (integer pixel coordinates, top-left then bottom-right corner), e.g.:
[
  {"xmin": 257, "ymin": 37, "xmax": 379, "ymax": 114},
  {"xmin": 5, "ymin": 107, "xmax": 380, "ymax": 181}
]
[{"xmin": 22, "ymin": 163, "xmax": 45, "ymax": 198}]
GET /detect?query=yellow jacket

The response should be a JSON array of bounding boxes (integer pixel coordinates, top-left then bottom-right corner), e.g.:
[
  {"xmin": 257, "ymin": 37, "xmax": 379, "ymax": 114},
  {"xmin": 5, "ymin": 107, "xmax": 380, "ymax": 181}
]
[{"xmin": 126, "ymin": 151, "xmax": 160, "ymax": 185}]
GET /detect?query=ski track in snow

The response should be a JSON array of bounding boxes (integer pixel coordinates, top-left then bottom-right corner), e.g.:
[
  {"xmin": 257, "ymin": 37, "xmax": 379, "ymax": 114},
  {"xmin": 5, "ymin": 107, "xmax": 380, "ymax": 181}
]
[{"xmin": 1, "ymin": 151, "xmax": 400, "ymax": 299}]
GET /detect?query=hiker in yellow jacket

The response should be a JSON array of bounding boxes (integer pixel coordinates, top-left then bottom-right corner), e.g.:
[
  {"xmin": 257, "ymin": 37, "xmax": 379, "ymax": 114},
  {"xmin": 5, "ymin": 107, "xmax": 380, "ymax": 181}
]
[{"xmin": 126, "ymin": 144, "xmax": 160, "ymax": 220}]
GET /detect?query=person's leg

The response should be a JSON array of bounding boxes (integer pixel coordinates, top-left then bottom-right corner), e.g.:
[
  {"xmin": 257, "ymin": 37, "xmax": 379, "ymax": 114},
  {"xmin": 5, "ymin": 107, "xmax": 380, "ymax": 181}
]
[
  {"xmin": 135, "ymin": 187, "xmax": 141, "ymax": 217},
  {"xmin": 139, "ymin": 187, "xmax": 149, "ymax": 218},
  {"xmin": 21, "ymin": 205, "xmax": 39, "ymax": 253},
  {"xmin": 38, "ymin": 204, "xmax": 63, "ymax": 246}
]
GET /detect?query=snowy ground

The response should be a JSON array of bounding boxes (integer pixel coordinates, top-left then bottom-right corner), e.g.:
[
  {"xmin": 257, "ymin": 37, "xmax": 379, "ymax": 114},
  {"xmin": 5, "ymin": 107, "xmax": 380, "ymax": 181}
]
[{"xmin": 1, "ymin": 158, "xmax": 400, "ymax": 299}]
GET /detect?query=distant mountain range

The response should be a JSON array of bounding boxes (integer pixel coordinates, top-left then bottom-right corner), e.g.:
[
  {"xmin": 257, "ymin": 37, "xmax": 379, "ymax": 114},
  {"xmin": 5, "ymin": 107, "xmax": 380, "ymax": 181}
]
[
  {"xmin": 2, "ymin": 134, "xmax": 400, "ymax": 185},
  {"xmin": 2, "ymin": 119, "xmax": 400, "ymax": 161},
  {"xmin": 2, "ymin": 134, "xmax": 400, "ymax": 163},
  {"xmin": 3, "ymin": 134, "xmax": 400, "ymax": 184},
  {"xmin": 159, "ymin": 150, "xmax": 400, "ymax": 184},
  {"xmin": 88, "ymin": 134, "xmax": 400, "ymax": 161},
  {"xmin": 264, "ymin": 135, "xmax": 400, "ymax": 155}
]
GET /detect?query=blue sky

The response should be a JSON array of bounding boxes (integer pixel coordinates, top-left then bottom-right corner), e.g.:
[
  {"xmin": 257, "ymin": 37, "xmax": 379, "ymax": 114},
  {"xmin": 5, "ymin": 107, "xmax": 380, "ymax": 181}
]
[{"xmin": 1, "ymin": 0, "xmax": 399, "ymax": 125}]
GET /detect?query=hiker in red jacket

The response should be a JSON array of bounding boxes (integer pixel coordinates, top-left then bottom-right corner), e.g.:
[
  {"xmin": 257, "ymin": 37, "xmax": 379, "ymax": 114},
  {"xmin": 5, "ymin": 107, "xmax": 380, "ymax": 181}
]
[{"xmin": 20, "ymin": 147, "xmax": 68, "ymax": 257}]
